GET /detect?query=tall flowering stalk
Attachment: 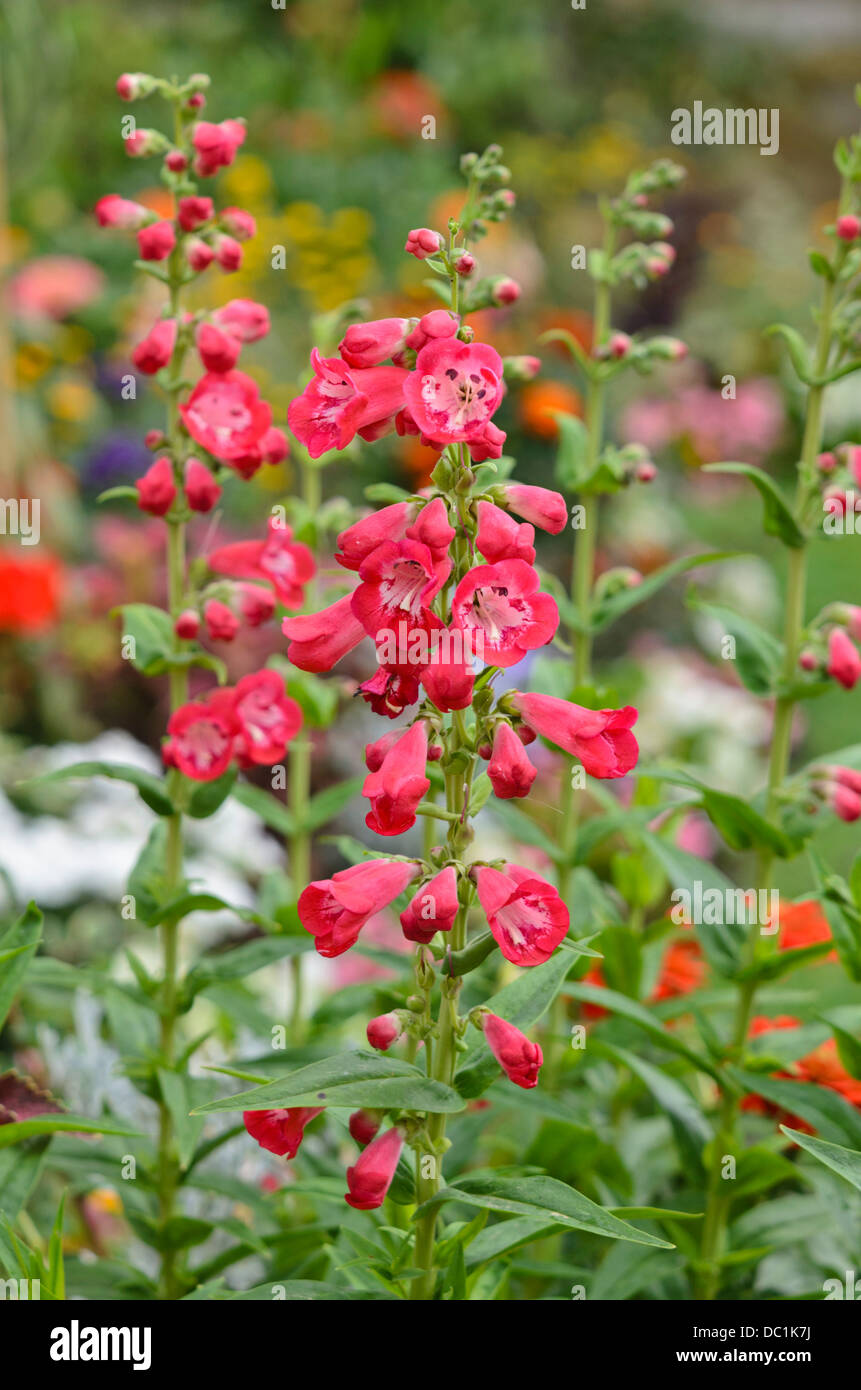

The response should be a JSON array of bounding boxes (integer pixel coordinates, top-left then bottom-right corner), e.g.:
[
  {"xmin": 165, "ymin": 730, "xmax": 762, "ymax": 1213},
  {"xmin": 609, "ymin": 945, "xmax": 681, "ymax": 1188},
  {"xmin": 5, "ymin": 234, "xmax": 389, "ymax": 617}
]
[
  {"xmin": 541, "ymin": 159, "xmax": 689, "ymax": 1079},
  {"xmin": 94, "ymin": 72, "xmax": 311, "ymax": 1298},
  {"xmin": 694, "ymin": 112, "xmax": 861, "ymax": 1299},
  {"xmin": 203, "ymin": 146, "xmax": 656, "ymax": 1301}
]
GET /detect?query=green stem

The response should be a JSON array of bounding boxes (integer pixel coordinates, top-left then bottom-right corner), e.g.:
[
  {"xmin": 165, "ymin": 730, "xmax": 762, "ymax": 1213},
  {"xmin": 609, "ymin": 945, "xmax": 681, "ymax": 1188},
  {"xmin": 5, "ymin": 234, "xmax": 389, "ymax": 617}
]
[
  {"xmin": 286, "ymin": 458, "xmax": 322, "ymax": 1044},
  {"xmin": 694, "ymin": 231, "xmax": 840, "ymax": 1302},
  {"xmin": 155, "ymin": 96, "xmax": 191, "ymax": 1300}
]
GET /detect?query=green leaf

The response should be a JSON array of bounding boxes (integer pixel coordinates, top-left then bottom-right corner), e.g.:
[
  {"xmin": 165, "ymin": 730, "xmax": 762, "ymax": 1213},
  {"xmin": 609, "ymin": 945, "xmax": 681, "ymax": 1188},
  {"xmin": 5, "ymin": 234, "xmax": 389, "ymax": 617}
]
[
  {"xmin": 157, "ymin": 1072, "xmax": 206, "ymax": 1170},
  {"xmin": 96, "ymin": 485, "xmax": 139, "ymax": 504},
  {"xmin": 686, "ymin": 592, "xmax": 782, "ymax": 696},
  {"xmin": 728, "ymin": 1068, "xmax": 861, "ymax": 1148},
  {"xmin": 283, "ymin": 668, "xmax": 338, "ymax": 728},
  {"xmin": 414, "ymin": 1175, "xmax": 674, "ymax": 1248},
  {"xmin": 639, "ymin": 833, "xmax": 746, "ymax": 976},
  {"xmin": 23, "ymin": 761, "xmax": 173, "ymax": 817},
  {"xmin": 192, "ymin": 1052, "xmax": 466, "ymax": 1116},
  {"xmin": 702, "ymin": 463, "xmax": 804, "ymax": 548},
  {"xmin": 47, "ymin": 1191, "xmax": 66, "ymax": 1301},
  {"xmin": 127, "ymin": 821, "xmax": 171, "ymax": 925},
  {"xmin": 590, "ymin": 553, "xmax": 734, "ymax": 632},
  {"xmin": 302, "ymin": 777, "xmax": 362, "ymax": 833},
  {"xmin": 765, "ymin": 322, "xmax": 812, "ymax": 384},
  {"xmin": 456, "ymin": 949, "xmax": 573, "ymax": 1098},
  {"xmin": 562, "ymin": 981, "xmax": 719, "ymax": 1080},
  {"xmin": 780, "ymin": 1127, "xmax": 861, "ymax": 1192},
  {"xmin": 647, "ymin": 767, "xmax": 798, "ymax": 857},
  {"xmin": 553, "ymin": 412, "xmax": 591, "ymax": 490},
  {"xmin": 825, "ymin": 1021, "xmax": 861, "ymax": 1081},
  {"xmin": 115, "ymin": 603, "xmax": 177, "ymax": 675},
  {"xmin": 184, "ymin": 936, "xmax": 311, "ymax": 996},
  {"xmin": 0, "ymin": 904, "xmax": 42, "ymax": 1030},
  {"xmin": 809, "ymin": 849, "xmax": 861, "ymax": 982},
  {"xmin": 597, "ymin": 1041, "xmax": 711, "ymax": 1172},
  {"xmin": 186, "ymin": 768, "xmax": 236, "ymax": 819},
  {"xmin": 0, "ymin": 1116, "xmax": 142, "ymax": 1150},
  {"xmin": 231, "ymin": 782, "xmax": 295, "ymax": 837}
]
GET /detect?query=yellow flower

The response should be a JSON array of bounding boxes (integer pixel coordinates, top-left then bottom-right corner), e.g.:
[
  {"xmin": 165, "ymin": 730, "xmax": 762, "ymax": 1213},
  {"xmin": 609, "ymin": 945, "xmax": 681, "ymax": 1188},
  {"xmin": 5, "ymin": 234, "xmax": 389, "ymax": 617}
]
[{"xmin": 47, "ymin": 378, "xmax": 97, "ymax": 423}]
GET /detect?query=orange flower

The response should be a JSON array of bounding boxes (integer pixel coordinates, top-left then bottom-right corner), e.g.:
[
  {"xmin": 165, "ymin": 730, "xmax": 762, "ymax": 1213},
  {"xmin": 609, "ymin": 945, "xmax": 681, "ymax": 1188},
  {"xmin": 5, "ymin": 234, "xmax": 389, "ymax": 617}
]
[
  {"xmin": 778, "ymin": 899, "xmax": 835, "ymax": 959},
  {"xmin": 519, "ymin": 380, "xmax": 582, "ymax": 439},
  {"xmin": 742, "ymin": 1016, "xmax": 861, "ymax": 1131},
  {"xmin": 650, "ymin": 938, "xmax": 706, "ymax": 1002},
  {"xmin": 0, "ymin": 549, "xmax": 62, "ymax": 633}
]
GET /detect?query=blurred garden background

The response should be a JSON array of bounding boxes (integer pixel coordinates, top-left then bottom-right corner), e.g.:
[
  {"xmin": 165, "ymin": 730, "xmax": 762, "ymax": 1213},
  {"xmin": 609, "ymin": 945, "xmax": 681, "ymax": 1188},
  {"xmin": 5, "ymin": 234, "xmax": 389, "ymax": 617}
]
[{"xmin": 1, "ymin": 0, "xmax": 861, "ymax": 1297}]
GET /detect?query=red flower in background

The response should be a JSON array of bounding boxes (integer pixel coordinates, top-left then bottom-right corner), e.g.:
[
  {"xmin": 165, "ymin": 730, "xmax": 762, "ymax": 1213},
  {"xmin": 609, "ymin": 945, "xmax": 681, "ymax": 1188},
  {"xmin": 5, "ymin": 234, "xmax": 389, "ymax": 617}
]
[{"xmin": 0, "ymin": 549, "xmax": 62, "ymax": 634}]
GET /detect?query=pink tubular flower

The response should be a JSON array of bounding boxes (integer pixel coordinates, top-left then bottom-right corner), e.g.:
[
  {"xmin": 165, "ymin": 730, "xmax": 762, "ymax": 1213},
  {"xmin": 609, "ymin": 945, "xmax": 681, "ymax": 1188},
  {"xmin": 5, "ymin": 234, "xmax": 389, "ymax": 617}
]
[
  {"xmin": 345, "ymin": 1126, "xmax": 404, "ymax": 1210},
  {"xmin": 472, "ymin": 864, "xmax": 569, "ymax": 966},
  {"xmin": 124, "ymin": 128, "xmax": 162, "ymax": 158},
  {"xmin": 204, "ymin": 598, "xmax": 239, "ymax": 642},
  {"xmin": 336, "ymin": 501, "xmax": 414, "ymax": 571},
  {"xmin": 298, "ymin": 859, "xmax": 421, "ymax": 957},
  {"xmin": 405, "ymin": 227, "xmax": 442, "ymax": 259},
  {"xmin": 476, "ymin": 499, "xmax": 535, "ymax": 564},
  {"xmin": 136, "ymin": 456, "xmax": 176, "ymax": 516},
  {"xmin": 196, "ymin": 321, "xmax": 242, "ymax": 373},
  {"xmin": 175, "ymin": 610, "xmax": 200, "ymax": 640},
  {"xmin": 177, "ymin": 195, "xmax": 213, "ymax": 231},
  {"xmin": 351, "ymin": 539, "xmax": 445, "ymax": 654},
  {"xmin": 492, "ymin": 277, "xmax": 521, "ymax": 306},
  {"xmin": 482, "ymin": 1013, "xmax": 543, "ymax": 1089},
  {"xmin": 214, "ymin": 233, "xmax": 243, "ymax": 271},
  {"xmin": 421, "ymin": 642, "xmax": 474, "ymax": 711},
  {"xmin": 282, "ymin": 594, "xmax": 366, "ymax": 672},
  {"xmin": 402, "ymin": 338, "xmax": 505, "ymax": 447},
  {"xmin": 468, "ymin": 419, "xmax": 507, "ymax": 464},
  {"xmin": 236, "ymin": 582, "xmax": 276, "ymax": 627},
  {"xmin": 339, "ymin": 317, "xmax": 410, "ymax": 369},
  {"xmin": 220, "ymin": 207, "xmax": 256, "ymax": 241},
  {"xmin": 451, "ymin": 559, "xmax": 558, "ymax": 668},
  {"xmin": 213, "ymin": 298, "xmax": 270, "ymax": 343},
  {"xmin": 349, "ymin": 1110, "xmax": 381, "ymax": 1146},
  {"xmin": 184, "ymin": 457, "xmax": 221, "ymax": 512},
  {"xmin": 137, "ymin": 220, "xmax": 175, "ymax": 261},
  {"xmin": 179, "ymin": 370, "xmax": 272, "ymax": 469},
  {"xmin": 243, "ymin": 1106, "xmax": 323, "ymax": 1158},
  {"xmin": 362, "ymin": 720, "xmax": 430, "ymax": 836},
  {"xmin": 208, "ymin": 516, "xmax": 315, "ymax": 609},
  {"xmin": 400, "ymin": 866, "xmax": 459, "ymax": 944},
  {"xmin": 233, "ymin": 669, "xmax": 302, "ymax": 765},
  {"xmin": 192, "ymin": 118, "xmax": 246, "ymax": 176},
  {"xmin": 95, "ymin": 194, "xmax": 151, "ymax": 230},
  {"xmin": 837, "ymin": 214, "xmax": 861, "ymax": 241},
  {"xmin": 405, "ymin": 309, "xmax": 460, "ymax": 353},
  {"xmin": 508, "ymin": 692, "xmax": 639, "ymax": 779},
  {"xmin": 488, "ymin": 721, "xmax": 537, "ymax": 799},
  {"xmin": 186, "ymin": 237, "xmax": 215, "ymax": 272},
  {"xmin": 405, "ymin": 496, "xmax": 456, "ymax": 568},
  {"xmin": 132, "ymin": 319, "xmax": 177, "ymax": 375},
  {"xmin": 366, "ymin": 1011, "xmax": 404, "ymax": 1051},
  {"xmin": 164, "ymin": 689, "xmax": 240, "ymax": 781},
  {"xmin": 827, "ymin": 627, "xmax": 861, "ymax": 690},
  {"xmin": 358, "ymin": 666, "xmax": 422, "ymax": 719},
  {"xmin": 829, "ymin": 781, "xmax": 861, "ymax": 822},
  {"xmin": 493, "ymin": 483, "xmax": 567, "ymax": 534},
  {"xmin": 287, "ymin": 350, "xmax": 409, "ymax": 459},
  {"xmin": 116, "ymin": 72, "xmax": 152, "ymax": 101}
]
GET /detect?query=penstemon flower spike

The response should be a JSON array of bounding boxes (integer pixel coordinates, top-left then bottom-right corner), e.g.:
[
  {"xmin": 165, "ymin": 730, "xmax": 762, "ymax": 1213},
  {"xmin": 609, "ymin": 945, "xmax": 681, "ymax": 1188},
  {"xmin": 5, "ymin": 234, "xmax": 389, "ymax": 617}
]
[
  {"xmin": 96, "ymin": 71, "xmax": 312, "ymax": 1298},
  {"xmin": 693, "ymin": 107, "xmax": 861, "ymax": 1300},
  {"xmin": 222, "ymin": 143, "xmax": 644, "ymax": 1301}
]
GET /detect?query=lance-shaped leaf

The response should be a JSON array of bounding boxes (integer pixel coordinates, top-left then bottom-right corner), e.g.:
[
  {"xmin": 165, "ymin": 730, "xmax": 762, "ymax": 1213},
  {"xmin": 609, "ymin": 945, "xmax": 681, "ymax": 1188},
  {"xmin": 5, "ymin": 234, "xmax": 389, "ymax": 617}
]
[
  {"xmin": 590, "ymin": 552, "xmax": 735, "ymax": 633},
  {"xmin": 192, "ymin": 1051, "xmax": 466, "ymax": 1116},
  {"xmin": 22, "ymin": 761, "xmax": 173, "ymax": 817},
  {"xmin": 702, "ymin": 463, "xmax": 804, "ymax": 548},
  {"xmin": 780, "ymin": 1127, "xmax": 861, "ymax": 1193},
  {"xmin": 413, "ymin": 1174, "xmax": 674, "ymax": 1249},
  {"xmin": 0, "ymin": 904, "xmax": 42, "ymax": 1030}
]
